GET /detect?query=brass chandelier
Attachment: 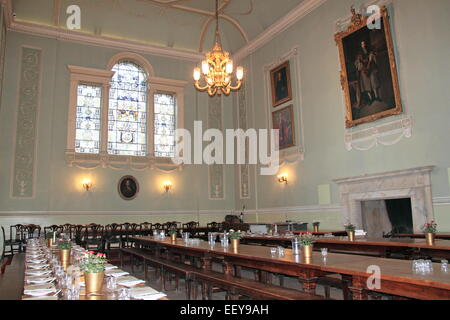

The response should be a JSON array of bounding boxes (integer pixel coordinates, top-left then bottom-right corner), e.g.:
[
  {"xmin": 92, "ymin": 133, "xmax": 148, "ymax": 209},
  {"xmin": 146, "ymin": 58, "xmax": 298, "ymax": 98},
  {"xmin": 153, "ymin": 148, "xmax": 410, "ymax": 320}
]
[{"xmin": 193, "ymin": 0, "xmax": 243, "ymax": 96}]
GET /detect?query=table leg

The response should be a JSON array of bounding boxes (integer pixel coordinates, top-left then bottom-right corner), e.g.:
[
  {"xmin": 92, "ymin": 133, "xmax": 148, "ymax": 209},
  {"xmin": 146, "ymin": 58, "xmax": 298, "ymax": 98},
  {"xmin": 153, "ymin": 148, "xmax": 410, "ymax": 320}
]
[{"xmin": 349, "ymin": 276, "xmax": 368, "ymax": 300}]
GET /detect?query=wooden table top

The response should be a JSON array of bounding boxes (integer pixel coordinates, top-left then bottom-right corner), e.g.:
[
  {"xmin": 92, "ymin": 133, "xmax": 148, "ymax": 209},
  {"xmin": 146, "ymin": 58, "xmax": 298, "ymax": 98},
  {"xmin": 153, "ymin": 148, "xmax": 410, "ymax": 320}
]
[
  {"xmin": 315, "ymin": 237, "xmax": 450, "ymax": 250},
  {"xmin": 133, "ymin": 236, "xmax": 450, "ymax": 292},
  {"xmin": 394, "ymin": 233, "xmax": 450, "ymax": 240}
]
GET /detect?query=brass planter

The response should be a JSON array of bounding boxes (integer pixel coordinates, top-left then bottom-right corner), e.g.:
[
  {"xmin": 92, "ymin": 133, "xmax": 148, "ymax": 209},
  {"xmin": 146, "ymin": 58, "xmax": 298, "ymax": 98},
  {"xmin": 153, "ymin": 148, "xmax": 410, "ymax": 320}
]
[
  {"xmin": 47, "ymin": 238, "xmax": 54, "ymax": 247},
  {"xmin": 231, "ymin": 239, "xmax": 240, "ymax": 251},
  {"xmin": 425, "ymin": 233, "xmax": 435, "ymax": 246},
  {"xmin": 85, "ymin": 272, "xmax": 104, "ymax": 295},
  {"xmin": 170, "ymin": 233, "xmax": 177, "ymax": 242},
  {"xmin": 302, "ymin": 245, "xmax": 313, "ymax": 259},
  {"xmin": 59, "ymin": 249, "xmax": 71, "ymax": 264},
  {"xmin": 347, "ymin": 231, "xmax": 355, "ymax": 241},
  {"xmin": 313, "ymin": 225, "xmax": 319, "ymax": 233}
]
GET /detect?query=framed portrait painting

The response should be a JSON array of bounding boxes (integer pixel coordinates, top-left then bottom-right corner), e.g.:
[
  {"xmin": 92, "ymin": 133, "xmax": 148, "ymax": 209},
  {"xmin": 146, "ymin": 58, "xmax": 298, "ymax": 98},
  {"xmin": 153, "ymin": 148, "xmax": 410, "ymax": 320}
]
[
  {"xmin": 118, "ymin": 175, "xmax": 139, "ymax": 200},
  {"xmin": 335, "ymin": 6, "xmax": 402, "ymax": 128},
  {"xmin": 272, "ymin": 105, "xmax": 296, "ymax": 150},
  {"xmin": 270, "ymin": 61, "xmax": 292, "ymax": 107}
]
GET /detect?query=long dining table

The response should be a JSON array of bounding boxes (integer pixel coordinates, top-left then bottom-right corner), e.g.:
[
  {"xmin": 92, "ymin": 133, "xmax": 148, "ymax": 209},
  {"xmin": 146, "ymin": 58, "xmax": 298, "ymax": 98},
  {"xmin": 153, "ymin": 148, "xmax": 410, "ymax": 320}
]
[{"xmin": 131, "ymin": 236, "xmax": 450, "ymax": 300}]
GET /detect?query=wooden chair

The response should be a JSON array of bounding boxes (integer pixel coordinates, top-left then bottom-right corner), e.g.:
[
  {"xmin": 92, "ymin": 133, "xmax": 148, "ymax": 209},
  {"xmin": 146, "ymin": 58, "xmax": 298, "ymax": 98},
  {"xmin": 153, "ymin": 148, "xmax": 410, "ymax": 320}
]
[
  {"xmin": 5, "ymin": 225, "xmax": 24, "ymax": 256},
  {"xmin": 44, "ymin": 225, "xmax": 61, "ymax": 238},
  {"xmin": 104, "ymin": 223, "xmax": 123, "ymax": 250},
  {"xmin": 72, "ymin": 225, "xmax": 84, "ymax": 245},
  {"xmin": 61, "ymin": 224, "xmax": 73, "ymax": 239},
  {"xmin": 23, "ymin": 224, "xmax": 41, "ymax": 240},
  {"xmin": 152, "ymin": 223, "xmax": 163, "ymax": 231},
  {"xmin": 82, "ymin": 224, "xmax": 104, "ymax": 251},
  {"xmin": 140, "ymin": 222, "xmax": 152, "ymax": 236},
  {"xmin": 183, "ymin": 221, "xmax": 199, "ymax": 229},
  {"xmin": 1, "ymin": 226, "xmax": 13, "ymax": 274}
]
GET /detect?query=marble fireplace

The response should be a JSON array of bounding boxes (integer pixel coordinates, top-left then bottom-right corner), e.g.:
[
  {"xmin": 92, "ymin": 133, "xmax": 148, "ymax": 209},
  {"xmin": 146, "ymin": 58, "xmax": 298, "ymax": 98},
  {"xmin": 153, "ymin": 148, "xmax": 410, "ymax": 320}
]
[{"xmin": 334, "ymin": 166, "xmax": 434, "ymax": 235}]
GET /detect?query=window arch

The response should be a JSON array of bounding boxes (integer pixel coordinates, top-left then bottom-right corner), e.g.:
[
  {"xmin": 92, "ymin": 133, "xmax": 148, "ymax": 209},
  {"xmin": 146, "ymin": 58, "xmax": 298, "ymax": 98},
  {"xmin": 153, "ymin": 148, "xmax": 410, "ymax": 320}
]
[
  {"xmin": 108, "ymin": 60, "xmax": 148, "ymax": 156},
  {"xmin": 66, "ymin": 53, "xmax": 187, "ymax": 169}
]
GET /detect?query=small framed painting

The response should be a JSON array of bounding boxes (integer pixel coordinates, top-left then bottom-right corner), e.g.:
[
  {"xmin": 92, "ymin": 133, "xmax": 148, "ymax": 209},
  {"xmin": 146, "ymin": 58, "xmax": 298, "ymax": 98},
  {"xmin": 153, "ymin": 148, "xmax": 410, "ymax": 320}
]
[
  {"xmin": 272, "ymin": 105, "xmax": 296, "ymax": 150},
  {"xmin": 270, "ymin": 61, "xmax": 292, "ymax": 107},
  {"xmin": 118, "ymin": 175, "xmax": 139, "ymax": 200}
]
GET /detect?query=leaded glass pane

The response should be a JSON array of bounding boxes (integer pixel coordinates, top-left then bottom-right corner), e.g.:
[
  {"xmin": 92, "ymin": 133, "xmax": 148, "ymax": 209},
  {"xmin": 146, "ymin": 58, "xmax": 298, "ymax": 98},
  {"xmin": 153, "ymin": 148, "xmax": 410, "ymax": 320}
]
[
  {"xmin": 154, "ymin": 93, "xmax": 176, "ymax": 158},
  {"xmin": 108, "ymin": 61, "xmax": 147, "ymax": 156},
  {"xmin": 75, "ymin": 84, "xmax": 101, "ymax": 154}
]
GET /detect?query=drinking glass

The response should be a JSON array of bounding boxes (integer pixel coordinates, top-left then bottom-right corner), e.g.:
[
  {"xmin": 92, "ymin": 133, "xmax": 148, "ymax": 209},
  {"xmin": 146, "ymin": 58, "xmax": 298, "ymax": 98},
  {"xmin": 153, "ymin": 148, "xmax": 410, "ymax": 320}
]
[
  {"xmin": 321, "ymin": 248, "xmax": 328, "ymax": 258},
  {"xmin": 117, "ymin": 288, "xmax": 131, "ymax": 300},
  {"xmin": 160, "ymin": 230, "xmax": 166, "ymax": 239},
  {"xmin": 106, "ymin": 276, "xmax": 117, "ymax": 293},
  {"xmin": 153, "ymin": 230, "xmax": 158, "ymax": 237},
  {"xmin": 208, "ymin": 233, "xmax": 216, "ymax": 245},
  {"xmin": 67, "ymin": 282, "xmax": 80, "ymax": 300},
  {"xmin": 182, "ymin": 232, "xmax": 190, "ymax": 243},
  {"xmin": 441, "ymin": 260, "xmax": 448, "ymax": 273},
  {"xmin": 270, "ymin": 247, "xmax": 277, "ymax": 257},
  {"xmin": 277, "ymin": 246, "xmax": 285, "ymax": 257},
  {"xmin": 220, "ymin": 234, "xmax": 229, "ymax": 247},
  {"xmin": 291, "ymin": 238, "xmax": 300, "ymax": 255}
]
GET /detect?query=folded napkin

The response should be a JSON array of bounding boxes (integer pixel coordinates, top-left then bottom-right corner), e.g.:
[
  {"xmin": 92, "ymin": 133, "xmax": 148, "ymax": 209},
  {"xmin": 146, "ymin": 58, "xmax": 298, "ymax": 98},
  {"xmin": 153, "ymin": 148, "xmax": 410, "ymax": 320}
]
[
  {"xmin": 25, "ymin": 276, "xmax": 56, "ymax": 284},
  {"xmin": 116, "ymin": 276, "xmax": 146, "ymax": 287},
  {"xmin": 26, "ymin": 263, "xmax": 50, "ymax": 270},
  {"xmin": 23, "ymin": 295, "xmax": 59, "ymax": 301},
  {"xmin": 104, "ymin": 264, "xmax": 118, "ymax": 270},
  {"xmin": 24, "ymin": 283, "xmax": 56, "ymax": 296},
  {"xmin": 25, "ymin": 269, "xmax": 53, "ymax": 276},
  {"xmin": 130, "ymin": 286, "xmax": 160, "ymax": 298},
  {"xmin": 134, "ymin": 293, "xmax": 167, "ymax": 300},
  {"xmin": 26, "ymin": 259, "xmax": 47, "ymax": 264},
  {"xmin": 105, "ymin": 269, "xmax": 129, "ymax": 278}
]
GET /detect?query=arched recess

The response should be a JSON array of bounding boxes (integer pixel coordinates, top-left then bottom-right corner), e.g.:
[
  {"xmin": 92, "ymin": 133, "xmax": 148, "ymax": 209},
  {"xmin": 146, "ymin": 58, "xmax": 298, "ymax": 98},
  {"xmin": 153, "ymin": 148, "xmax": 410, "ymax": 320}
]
[
  {"xmin": 198, "ymin": 15, "xmax": 249, "ymax": 53},
  {"xmin": 107, "ymin": 52, "xmax": 155, "ymax": 78}
]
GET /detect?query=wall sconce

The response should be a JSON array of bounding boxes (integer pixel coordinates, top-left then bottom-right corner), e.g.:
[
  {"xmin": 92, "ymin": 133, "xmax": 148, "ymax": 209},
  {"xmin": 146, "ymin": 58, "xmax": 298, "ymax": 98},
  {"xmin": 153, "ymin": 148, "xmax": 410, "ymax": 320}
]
[
  {"xmin": 82, "ymin": 179, "xmax": 93, "ymax": 191},
  {"xmin": 163, "ymin": 181, "xmax": 173, "ymax": 193},
  {"xmin": 277, "ymin": 174, "xmax": 288, "ymax": 184}
]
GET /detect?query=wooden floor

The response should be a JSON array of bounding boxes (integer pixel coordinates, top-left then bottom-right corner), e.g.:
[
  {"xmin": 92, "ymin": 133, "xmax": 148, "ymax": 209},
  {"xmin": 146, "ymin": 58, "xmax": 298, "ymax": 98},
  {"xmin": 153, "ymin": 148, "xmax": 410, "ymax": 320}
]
[{"xmin": 0, "ymin": 254, "xmax": 25, "ymax": 300}]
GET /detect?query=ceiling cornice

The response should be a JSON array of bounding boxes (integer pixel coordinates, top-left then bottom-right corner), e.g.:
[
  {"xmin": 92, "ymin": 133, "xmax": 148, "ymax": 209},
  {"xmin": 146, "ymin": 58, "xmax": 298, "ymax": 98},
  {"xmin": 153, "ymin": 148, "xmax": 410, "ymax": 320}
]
[
  {"xmin": 2, "ymin": 0, "xmax": 329, "ymax": 63},
  {"xmin": 9, "ymin": 20, "xmax": 204, "ymax": 62},
  {"xmin": 232, "ymin": 0, "xmax": 328, "ymax": 62}
]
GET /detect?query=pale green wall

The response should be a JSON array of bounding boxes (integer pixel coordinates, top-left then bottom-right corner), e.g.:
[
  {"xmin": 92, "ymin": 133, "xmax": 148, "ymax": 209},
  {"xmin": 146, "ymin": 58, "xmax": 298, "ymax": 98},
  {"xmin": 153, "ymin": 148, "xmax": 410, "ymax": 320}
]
[
  {"xmin": 235, "ymin": 0, "xmax": 450, "ymax": 231},
  {"xmin": 0, "ymin": 31, "xmax": 236, "ymax": 232}
]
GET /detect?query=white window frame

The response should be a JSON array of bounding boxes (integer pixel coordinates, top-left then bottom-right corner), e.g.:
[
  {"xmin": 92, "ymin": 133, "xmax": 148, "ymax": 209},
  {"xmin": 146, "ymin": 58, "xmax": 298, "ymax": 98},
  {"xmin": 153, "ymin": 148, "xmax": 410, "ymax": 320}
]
[{"xmin": 65, "ymin": 53, "xmax": 187, "ymax": 170}]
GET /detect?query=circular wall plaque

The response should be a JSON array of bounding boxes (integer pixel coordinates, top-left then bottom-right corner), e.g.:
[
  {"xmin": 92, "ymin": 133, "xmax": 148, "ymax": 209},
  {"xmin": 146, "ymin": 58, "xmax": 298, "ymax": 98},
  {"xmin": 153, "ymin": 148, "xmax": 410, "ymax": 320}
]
[{"xmin": 118, "ymin": 175, "xmax": 139, "ymax": 200}]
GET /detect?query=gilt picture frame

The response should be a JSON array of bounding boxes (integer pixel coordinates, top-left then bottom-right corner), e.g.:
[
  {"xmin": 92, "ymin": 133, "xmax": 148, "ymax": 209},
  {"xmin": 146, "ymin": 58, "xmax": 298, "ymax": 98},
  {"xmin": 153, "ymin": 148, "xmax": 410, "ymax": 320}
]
[
  {"xmin": 272, "ymin": 105, "xmax": 296, "ymax": 150},
  {"xmin": 335, "ymin": 6, "xmax": 402, "ymax": 128},
  {"xmin": 270, "ymin": 61, "xmax": 292, "ymax": 107}
]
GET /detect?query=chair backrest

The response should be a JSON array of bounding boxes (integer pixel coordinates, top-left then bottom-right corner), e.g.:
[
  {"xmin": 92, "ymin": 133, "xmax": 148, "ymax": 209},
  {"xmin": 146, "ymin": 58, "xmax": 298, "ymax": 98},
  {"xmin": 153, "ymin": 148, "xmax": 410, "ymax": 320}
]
[
  {"xmin": 105, "ymin": 223, "xmax": 122, "ymax": 235},
  {"xmin": 183, "ymin": 221, "xmax": 199, "ymax": 229},
  {"xmin": 10, "ymin": 224, "xmax": 24, "ymax": 242},
  {"xmin": 130, "ymin": 223, "xmax": 140, "ymax": 236},
  {"xmin": 85, "ymin": 224, "xmax": 103, "ymax": 239},
  {"xmin": 207, "ymin": 222, "xmax": 219, "ymax": 228},
  {"xmin": 141, "ymin": 222, "xmax": 152, "ymax": 236},
  {"xmin": 152, "ymin": 223, "xmax": 162, "ymax": 231},
  {"xmin": 44, "ymin": 225, "xmax": 61, "ymax": 238},
  {"xmin": 24, "ymin": 225, "xmax": 41, "ymax": 239},
  {"xmin": 1, "ymin": 226, "xmax": 6, "ymax": 259},
  {"xmin": 61, "ymin": 224, "xmax": 73, "ymax": 238}
]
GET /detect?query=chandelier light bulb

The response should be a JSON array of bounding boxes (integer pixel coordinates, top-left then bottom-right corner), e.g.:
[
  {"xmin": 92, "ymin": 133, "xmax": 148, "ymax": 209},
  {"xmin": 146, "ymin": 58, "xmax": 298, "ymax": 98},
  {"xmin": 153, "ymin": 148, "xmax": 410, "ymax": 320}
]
[
  {"xmin": 202, "ymin": 61, "xmax": 209, "ymax": 75},
  {"xmin": 236, "ymin": 66, "xmax": 244, "ymax": 80},
  {"xmin": 193, "ymin": 68, "xmax": 201, "ymax": 81},
  {"xmin": 226, "ymin": 61, "xmax": 233, "ymax": 74}
]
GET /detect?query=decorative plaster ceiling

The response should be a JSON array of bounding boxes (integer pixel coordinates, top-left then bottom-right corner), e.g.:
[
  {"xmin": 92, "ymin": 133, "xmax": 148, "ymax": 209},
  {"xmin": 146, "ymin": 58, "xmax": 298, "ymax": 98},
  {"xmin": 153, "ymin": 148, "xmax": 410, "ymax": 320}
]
[
  {"xmin": 10, "ymin": 0, "xmax": 301, "ymax": 51},
  {"xmin": 4, "ymin": 0, "xmax": 327, "ymax": 60}
]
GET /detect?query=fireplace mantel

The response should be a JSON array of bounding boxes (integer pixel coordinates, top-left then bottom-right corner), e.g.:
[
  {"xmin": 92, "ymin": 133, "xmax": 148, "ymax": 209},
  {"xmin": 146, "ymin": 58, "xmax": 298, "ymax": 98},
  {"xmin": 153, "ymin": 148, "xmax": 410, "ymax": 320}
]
[{"xmin": 333, "ymin": 166, "xmax": 435, "ymax": 233}]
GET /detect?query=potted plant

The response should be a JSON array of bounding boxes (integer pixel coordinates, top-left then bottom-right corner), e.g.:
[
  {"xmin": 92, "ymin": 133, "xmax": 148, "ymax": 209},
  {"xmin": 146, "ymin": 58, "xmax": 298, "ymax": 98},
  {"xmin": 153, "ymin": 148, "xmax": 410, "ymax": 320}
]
[
  {"xmin": 58, "ymin": 239, "xmax": 72, "ymax": 264},
  {"xmin": 312, "ymin": 221, "xmax": 320, "ymax": 233},
  {"xmin": 344, "ymin": 223, "xmax": 356, "ymax": 241},
  {"xmin": 80, "ymin": 251, "xmax": 107, "ymax": 294},
  {"xmin": 168, "ymin": 228, "xmax": 178, "ymax": 242},
  {"xmin": 422, "ymin": 220, "xmax": 437, "ymax": 245},
  {"xmin": 299, "ymin": 233, "xmax": 315, "ymax": 260},
  {"xmin": 228, "ymin": 230, "xmax": 243, "ymax": 251}
]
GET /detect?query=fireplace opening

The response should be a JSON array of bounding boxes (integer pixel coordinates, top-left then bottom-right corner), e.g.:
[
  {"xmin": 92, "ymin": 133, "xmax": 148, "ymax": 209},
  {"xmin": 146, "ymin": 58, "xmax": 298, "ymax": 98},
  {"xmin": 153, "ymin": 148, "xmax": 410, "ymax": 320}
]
[
  {"xmin": 385, "ymin": 198, "xmax": 413, "ymax": 235},
  {"xmin": 361, "ymin": 198, "xmax": 413, "ymax": 238}
]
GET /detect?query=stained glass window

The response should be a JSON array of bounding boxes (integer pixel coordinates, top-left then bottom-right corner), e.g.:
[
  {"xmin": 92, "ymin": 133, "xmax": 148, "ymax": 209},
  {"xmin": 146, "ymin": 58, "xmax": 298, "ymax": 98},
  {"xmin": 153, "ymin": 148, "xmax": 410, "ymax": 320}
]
[
  {"xmin": 108, "ymin": 61, "xmax": 147, "ymax": 156},
  {"xmin": 154, "ymin": 93, "xmax": 176, "ymax": 158},
  {"xmin": 75, "ymin": 84, "xmax": 102, "ymax": 154}
]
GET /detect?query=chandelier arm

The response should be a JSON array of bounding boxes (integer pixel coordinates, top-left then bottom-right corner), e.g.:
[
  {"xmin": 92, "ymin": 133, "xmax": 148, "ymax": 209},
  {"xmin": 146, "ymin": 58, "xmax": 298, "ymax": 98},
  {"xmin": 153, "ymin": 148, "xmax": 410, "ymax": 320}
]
[
  {"xmin": 228, "ymin": 80, "xmax": 242, "ymax": 91},
  {"xmin": 194, "ymin": 81, "xmax": 209, "ymax": 92}
]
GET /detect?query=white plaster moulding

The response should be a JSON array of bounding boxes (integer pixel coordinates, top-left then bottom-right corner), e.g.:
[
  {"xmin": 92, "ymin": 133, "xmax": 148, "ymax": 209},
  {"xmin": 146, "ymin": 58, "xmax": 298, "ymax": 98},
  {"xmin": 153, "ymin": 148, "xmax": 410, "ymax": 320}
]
[
  {"xmin": 3, "ymin": 0, "xmax": 329, "ymax": 63},
  {"xmin": 0, "ymin": 210, "xmax": 230, "ymax": 217}
]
